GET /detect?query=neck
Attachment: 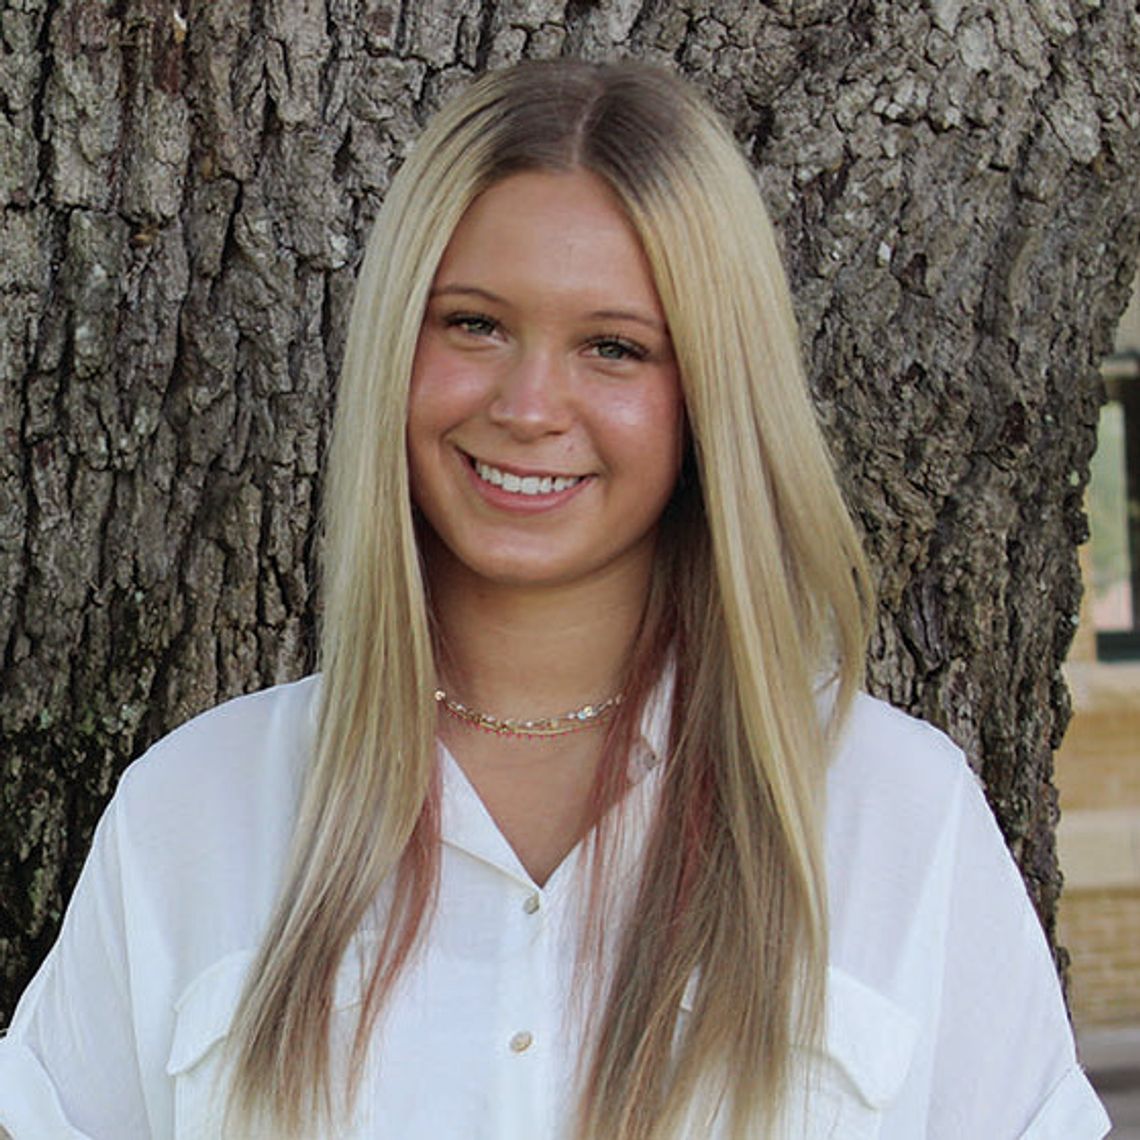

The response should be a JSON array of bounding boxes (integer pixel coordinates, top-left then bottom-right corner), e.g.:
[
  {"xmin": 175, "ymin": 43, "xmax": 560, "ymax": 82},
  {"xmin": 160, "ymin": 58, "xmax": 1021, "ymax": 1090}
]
[{"xmin": 424, "ymin": 545, "xmax": 653, "ymax": 719}]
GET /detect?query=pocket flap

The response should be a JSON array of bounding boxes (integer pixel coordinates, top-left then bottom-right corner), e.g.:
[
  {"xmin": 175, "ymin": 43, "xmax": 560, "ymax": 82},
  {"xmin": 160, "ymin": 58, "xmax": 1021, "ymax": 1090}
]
[
  {"xmin": 166, "ymin": 951, "xmax": 255, "ymax": 1076},
  {"xmin": 677, "ymin": 965, "xmax": 916, "ymax": 1111},
  {"xmin": 0, "ymin": 1037, "xmax": 100, "ymax": 1138},
  {"xmin": 164, "ymin": 941, "xmax": 374, "ymax": 1079},
  {"xmin": 822, "ymin": 967, "xmax": 918, "ymax": 1109}
]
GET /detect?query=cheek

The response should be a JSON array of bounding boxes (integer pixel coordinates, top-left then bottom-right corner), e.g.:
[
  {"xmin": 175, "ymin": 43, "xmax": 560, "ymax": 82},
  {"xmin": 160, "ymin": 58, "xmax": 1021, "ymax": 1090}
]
[
  {"xmin": 613, "ymin": 379, "xmax": 685, "ymax": 484},
  {"xmin": 408, "ymin": 343, "xmax": 490, "ymax": 439},
  {"xmin": 404, "ymin": 380, "xmax": 433, "ymax": 490},
  {"xmin": 407, "ymin": 338, "xmax": 448, "ymax": 431},
  {"xmin": 407, "ymin": 377, "xmax": 458, "ymax": 472},
  {"xmin": 406, "ymin": 351, "xmax": 450, "ymax": 508}
]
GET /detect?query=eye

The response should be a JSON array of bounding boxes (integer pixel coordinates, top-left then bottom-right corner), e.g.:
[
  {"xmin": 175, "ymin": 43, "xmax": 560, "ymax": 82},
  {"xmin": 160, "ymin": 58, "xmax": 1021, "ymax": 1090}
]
[
  {"xmin": 445, "ymin": 312, "xmax": 499, "ymax": 337},
  {"xmin": 587, "ymin": 335, "xmax": 649, "ymax": 362}
]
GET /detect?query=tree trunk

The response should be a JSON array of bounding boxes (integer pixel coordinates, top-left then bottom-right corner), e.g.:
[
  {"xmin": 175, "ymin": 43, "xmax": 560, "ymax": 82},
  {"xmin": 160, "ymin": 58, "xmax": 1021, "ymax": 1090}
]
[{"xmin": 2, "ymin": 0, "xmax": 1138, "ymax": 1022}]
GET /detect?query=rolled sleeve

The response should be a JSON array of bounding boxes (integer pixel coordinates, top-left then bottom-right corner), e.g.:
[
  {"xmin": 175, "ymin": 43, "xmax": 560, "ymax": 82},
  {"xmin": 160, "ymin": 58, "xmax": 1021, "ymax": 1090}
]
[
  {"xmin": 0, "ymin": 1036, "xmax": 96, "ymax": 1139},
  {"xmin": 0, "ymin": 798, "xmax": 152, "ymax": 1139},
  {"xmin": 1020, "ymin": 1066, "xmax": 1111, "ymax": 1140},
  {"xmin": 931, "ymin": 764, "xmax": 1110, "ymax": 1139}
]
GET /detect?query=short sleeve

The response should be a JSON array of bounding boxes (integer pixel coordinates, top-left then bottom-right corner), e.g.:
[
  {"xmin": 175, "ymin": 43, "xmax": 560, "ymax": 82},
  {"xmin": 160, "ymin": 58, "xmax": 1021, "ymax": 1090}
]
[
  {"xmin": 928, "ymin": 766, "xmax": 1110, "ymax": 1139},
  {"xmin": 0, "ymin": 795, "xmax": 151, "ymax": 1139},
  {"xmin": 0, "ymin": 679, "xmax": 318, "ymax": 1140}
]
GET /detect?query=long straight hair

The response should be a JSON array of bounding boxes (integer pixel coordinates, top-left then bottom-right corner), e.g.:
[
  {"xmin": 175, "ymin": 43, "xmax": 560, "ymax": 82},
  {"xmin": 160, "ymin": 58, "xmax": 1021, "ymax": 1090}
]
[{"xmin": 225, "ymin": 61, "xmax": 872, "ymax": 1139}]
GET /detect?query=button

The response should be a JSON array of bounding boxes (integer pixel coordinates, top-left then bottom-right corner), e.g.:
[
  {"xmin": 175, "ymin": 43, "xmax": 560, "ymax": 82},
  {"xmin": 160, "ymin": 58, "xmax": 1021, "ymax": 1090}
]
[
  {"xmin": 523, "ymin": 893, "xmax": 540, "ymax": 915},
  {"xmin": 509, "ymin": 1031, "xmax": 533, "ymax": 1053}
]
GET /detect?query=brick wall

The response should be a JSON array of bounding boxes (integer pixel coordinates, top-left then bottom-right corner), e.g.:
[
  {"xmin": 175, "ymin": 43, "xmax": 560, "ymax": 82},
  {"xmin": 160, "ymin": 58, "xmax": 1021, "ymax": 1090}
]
[
  {"xmin": 1060, "ymin": 888, "xmax": 1140, "ymax": 1026},
  {"xmin": 1059, "ymin": 663, "xmax": 1140, "ymax": 810},
  {"xmin": 1055, "ymin": 661, "xmax": 1140, "ymax": 1030}
]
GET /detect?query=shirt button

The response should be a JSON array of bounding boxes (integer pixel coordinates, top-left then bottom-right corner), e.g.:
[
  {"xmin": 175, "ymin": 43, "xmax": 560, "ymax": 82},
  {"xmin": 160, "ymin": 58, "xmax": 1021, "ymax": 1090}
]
[
  {"xmin": 509, "ymin": 1031, "xmax": 534, "ymax": 1053},
  {"xmin": 522, "ymin": 893, "xmax": 540, "ymax": 915}
]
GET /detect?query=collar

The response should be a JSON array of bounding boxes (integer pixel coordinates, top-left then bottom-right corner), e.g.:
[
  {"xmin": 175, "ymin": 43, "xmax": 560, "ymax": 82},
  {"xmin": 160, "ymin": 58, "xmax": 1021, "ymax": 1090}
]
[
  {"xmin": 438, "ymin": 661, "xmax": 676, "ymax": 882},
  {"xmin": 628, "ymin": 656, "xmax": 674, "ymax": 781}
]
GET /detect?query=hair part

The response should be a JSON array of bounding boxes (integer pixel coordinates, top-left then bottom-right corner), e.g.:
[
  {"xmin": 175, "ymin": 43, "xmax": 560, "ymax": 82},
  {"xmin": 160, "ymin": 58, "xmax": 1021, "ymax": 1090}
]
[{"xmin": 225, "ymin": 60, "xmax": 872, "ymax": 1140}]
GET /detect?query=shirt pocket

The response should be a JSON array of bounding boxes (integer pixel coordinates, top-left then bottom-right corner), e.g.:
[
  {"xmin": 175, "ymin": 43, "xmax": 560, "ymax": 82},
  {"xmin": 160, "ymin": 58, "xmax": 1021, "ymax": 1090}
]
[
  {"xmin": 677, "ymin": 965, "xmax": 917, "ymax": 1139},
  {"xmin": 165, "ymin": 951, "xmax": 255, "ymax": 1140},
  {"xmin": 164, "ymin": 948, "xmax": 375, "ymax": 1140},
  {"xmin": 786, "ymin": 966, "xmax": 918, "ymax": 1140}
]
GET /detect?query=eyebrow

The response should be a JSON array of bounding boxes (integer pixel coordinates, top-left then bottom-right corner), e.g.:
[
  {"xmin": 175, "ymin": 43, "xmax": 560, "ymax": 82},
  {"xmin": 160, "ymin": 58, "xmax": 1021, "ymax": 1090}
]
[
  {"xmin": 431, "ymin": 284, "xmax": 506, "ymax": 305},
  {"xmin": 430, "ymin": 284, "xmax": 667, "ymax": 333}
]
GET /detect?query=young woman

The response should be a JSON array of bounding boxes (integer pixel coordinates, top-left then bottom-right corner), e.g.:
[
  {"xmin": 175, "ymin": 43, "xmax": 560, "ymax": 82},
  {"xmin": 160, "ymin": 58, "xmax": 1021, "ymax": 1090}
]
[{"xmin": 0, "ymin": 61, "xmax": 1109, "ymax": 1140}]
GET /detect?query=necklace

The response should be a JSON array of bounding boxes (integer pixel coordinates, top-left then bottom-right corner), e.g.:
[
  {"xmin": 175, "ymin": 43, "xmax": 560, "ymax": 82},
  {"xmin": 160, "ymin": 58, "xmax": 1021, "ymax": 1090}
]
[{"xmin": 433, "ymin": 688, "xmax": 623, "ymax": 739}]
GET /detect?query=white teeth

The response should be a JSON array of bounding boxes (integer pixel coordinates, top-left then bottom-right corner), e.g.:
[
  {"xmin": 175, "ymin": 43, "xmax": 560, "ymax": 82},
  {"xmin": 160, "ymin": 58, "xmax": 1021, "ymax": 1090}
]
[{"xmin": 474, "ymin": 459, "xmax": 581, "ymax": 496}]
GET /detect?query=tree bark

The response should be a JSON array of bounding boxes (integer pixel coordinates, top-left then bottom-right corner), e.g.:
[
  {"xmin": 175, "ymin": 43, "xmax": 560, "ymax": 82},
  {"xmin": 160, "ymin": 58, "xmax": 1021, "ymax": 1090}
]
[{"xmin": 2, "ymin": 0, "xmax": 1138, "ymax": 1022}]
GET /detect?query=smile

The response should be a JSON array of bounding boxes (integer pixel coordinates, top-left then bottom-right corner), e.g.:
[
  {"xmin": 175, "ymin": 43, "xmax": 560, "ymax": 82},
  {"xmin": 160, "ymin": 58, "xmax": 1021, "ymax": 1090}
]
[{"xmin": 472, "ymin": 459, "xmax": 584, "ymax": 496}]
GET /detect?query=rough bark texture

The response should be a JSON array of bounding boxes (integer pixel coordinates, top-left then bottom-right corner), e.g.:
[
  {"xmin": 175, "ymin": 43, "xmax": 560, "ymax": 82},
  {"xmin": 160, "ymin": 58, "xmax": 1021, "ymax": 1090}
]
[{"xmin": 2, "ymin": 0, "xmax": 1139, "ymax": 1023}]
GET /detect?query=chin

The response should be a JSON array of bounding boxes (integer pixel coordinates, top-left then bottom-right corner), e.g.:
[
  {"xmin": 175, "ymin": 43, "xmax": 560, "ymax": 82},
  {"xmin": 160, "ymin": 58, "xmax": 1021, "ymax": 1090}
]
[{"xmin": 462, "ymin": 557, "xmax": 589, "ymax": 590}]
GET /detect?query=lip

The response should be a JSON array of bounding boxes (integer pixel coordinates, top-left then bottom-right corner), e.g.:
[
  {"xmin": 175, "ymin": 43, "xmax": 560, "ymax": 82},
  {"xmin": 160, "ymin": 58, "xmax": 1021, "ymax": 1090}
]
[{"xmin": 458, "ymin": 449, "xmax": 592, "ymax": 513}]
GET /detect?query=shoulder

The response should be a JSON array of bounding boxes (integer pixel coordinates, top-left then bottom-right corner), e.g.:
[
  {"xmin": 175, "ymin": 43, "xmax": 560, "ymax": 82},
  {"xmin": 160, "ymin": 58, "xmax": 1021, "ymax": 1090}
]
[
  {"xmin": 826, "ymin": 691, "xmax": 973, "ymax": 833},
  {"xmin": 107, "ymin": 676, "xmax": 322, "ymax": 945},
  {"xmin": 818, "ymin": 695, "xmax": 1109, "ymax": 1137},
  {"xmin": 823, "ymin": 693, "xmax": 986, "ymax": 966},
  {"xmin": 0, "ymin": 679, "xmax": 324, "ymax": 1135},
  {"xmin": 823, "ymin": 690, "xmax": 1050, "ymax": 1005},
  {"xmin": 116, "ymin": 674, "xmax": 320, "ymax": 814}
]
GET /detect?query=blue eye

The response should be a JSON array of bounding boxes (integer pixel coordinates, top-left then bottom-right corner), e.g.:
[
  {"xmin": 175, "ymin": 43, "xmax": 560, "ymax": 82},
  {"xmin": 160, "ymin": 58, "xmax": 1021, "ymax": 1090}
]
[
  {"xmin": 590, "ymin": 336, "xmax": 648, "ymax": 362},
  {"xmin": 446, "ymin": 313, "xmax": 498, "ymax": 336}
]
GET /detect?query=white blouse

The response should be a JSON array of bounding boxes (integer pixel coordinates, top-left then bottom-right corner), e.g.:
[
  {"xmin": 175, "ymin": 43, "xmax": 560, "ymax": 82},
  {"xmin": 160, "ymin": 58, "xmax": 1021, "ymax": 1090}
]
[{"xmin": 0, "ymin": 676, "xmax": 1111, "ymax": 1139}]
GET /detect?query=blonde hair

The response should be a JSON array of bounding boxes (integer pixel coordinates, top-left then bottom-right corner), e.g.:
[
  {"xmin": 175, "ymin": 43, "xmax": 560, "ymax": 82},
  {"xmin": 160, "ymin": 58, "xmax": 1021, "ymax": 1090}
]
[{"xmin": 226, "ymin": 61, "xmax": 872, "ymax": 1139}]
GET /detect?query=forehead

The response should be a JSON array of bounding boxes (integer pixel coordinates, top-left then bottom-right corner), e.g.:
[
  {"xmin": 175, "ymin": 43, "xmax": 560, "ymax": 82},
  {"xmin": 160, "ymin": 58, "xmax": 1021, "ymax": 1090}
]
[{"xmin": 431, "ymin": 170, "xmax": 663, "ymax": 315}]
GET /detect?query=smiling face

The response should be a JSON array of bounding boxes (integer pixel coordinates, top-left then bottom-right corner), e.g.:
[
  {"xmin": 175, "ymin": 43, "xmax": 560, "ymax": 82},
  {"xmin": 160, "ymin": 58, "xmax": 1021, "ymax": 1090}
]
[{"xmin": 407, "ymin": 169, "xmax": 685, "ymax": 596}]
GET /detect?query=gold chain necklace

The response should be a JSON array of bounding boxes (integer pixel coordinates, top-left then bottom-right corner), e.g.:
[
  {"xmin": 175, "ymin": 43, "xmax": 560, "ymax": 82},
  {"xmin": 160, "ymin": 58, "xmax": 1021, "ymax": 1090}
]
[{"xmin": 433, "ymin": 688, "xmax": 623, "ymax": 739}]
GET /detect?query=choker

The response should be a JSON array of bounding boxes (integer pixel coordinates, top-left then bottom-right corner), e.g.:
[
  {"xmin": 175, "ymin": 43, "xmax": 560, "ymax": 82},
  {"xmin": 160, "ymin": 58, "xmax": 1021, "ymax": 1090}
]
[{"xmin": 433, "ymin": 688, "xmax": 623, "ymax": 739}]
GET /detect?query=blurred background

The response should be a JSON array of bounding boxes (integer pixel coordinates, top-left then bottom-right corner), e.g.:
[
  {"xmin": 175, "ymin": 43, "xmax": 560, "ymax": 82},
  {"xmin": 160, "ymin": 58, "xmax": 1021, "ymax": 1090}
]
[{"xmin": 1059, "ymin": 274, "xmax": 1140, "ymax": 1135}]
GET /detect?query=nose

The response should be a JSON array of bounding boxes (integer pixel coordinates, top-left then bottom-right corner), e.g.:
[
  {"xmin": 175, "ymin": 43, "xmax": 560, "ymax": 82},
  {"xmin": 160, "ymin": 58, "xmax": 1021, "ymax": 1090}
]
[{"xmin": 487, "ymin": 346, "xmax": 573, "ymax": 440}]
